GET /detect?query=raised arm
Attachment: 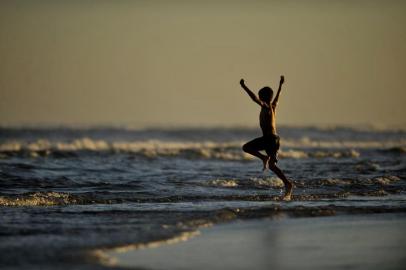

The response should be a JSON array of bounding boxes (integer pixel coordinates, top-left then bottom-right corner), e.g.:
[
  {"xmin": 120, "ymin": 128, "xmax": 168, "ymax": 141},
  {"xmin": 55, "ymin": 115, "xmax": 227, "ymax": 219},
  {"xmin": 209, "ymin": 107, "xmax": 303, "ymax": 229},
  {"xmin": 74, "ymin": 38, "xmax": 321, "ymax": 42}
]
[
  {"xmin": 240, "ymin": 79, "xmax": 263, "ymax": 107},
  {"xmin": 272, "ymin": 75, "xmax": 285, "ymax": 107}
]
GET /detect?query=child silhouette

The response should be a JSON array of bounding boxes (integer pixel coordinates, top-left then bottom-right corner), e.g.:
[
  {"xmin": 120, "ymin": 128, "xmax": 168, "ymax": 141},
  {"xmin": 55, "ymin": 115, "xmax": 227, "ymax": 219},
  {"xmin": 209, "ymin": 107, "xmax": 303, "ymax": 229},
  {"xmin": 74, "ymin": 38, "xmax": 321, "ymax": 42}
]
[{"xmin": 240, "ymin": 76, "xmax": 293, "ymax": 200}]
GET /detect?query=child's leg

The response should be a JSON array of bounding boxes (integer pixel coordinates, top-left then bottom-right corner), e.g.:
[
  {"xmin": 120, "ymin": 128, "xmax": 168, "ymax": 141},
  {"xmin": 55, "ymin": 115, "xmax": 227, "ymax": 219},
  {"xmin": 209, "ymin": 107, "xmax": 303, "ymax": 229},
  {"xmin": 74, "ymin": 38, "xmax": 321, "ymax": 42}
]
[
  {"xmin": 268, "ymin": 160, "xmax": 293, "ymax": 200},
  {"xmin": 242, "ymin": 137, "xmax": 268, "ymax": 171}
]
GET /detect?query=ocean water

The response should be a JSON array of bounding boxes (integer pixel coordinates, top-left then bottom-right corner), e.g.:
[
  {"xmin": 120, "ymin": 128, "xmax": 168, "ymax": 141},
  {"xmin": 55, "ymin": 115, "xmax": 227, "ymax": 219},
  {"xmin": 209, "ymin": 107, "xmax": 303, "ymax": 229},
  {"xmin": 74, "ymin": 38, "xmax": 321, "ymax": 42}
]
[{"xmin": 0, "ymin": 126, "xmax": 405, "ymax": 269}]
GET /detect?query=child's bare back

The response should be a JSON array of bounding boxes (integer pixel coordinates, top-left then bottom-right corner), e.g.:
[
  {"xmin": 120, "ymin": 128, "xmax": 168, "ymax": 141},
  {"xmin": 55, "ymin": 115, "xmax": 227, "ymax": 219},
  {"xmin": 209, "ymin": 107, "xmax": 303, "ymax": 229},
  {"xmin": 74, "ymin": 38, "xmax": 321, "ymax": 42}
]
[{"xmin": 239, "ymin": 76, "xmax": 293, "ymax": 201}]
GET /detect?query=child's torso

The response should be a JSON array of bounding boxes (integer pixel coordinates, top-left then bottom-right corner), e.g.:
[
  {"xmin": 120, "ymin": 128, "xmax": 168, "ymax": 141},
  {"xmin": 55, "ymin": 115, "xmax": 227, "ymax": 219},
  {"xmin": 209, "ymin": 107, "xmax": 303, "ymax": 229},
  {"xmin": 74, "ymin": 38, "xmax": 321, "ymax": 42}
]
[{"xmin": 259, "ymin": 105, "xmax": 277, "ymax": 136}]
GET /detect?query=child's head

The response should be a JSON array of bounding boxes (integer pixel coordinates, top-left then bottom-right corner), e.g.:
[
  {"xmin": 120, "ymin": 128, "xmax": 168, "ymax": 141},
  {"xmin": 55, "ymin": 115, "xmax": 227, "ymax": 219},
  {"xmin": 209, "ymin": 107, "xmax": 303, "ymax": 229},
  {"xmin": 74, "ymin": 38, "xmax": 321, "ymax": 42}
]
[{"xmin": 258, "ymin": 87, "xmax": 273, "ymax": 103}]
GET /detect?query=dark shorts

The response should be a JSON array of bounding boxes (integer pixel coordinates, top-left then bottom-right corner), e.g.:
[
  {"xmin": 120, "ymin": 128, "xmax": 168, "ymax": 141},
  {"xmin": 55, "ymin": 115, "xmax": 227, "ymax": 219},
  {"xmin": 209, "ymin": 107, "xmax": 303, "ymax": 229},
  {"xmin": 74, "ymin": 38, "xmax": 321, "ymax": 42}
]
[{"xmin": 243, "ymin": 134, "xmax": 280, "ymax": 162}]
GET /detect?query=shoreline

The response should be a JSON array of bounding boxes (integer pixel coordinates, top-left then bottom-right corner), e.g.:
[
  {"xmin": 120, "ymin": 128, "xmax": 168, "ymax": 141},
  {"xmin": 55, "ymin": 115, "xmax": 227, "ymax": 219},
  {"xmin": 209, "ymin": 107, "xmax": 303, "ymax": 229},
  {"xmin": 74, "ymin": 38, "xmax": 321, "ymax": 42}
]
[{"xmin": 103, "ymin": 213, "xmax": 406, "ymax": 270}]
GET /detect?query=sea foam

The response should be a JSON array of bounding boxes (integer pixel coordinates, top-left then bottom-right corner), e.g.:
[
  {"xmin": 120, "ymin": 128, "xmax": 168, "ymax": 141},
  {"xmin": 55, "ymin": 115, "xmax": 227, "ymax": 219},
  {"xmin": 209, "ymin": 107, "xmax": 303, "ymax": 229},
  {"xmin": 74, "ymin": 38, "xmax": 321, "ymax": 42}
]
[{"xmin": 1, "ymin": 137, "xmax": 404, "ymax": 161}]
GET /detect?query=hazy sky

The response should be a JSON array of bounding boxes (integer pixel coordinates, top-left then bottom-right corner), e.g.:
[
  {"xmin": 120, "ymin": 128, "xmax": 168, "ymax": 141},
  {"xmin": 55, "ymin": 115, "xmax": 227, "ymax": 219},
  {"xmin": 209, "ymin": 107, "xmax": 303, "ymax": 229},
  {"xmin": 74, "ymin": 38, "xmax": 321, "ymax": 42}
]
[{"xmin": 1, "ymin": 0, "xmax": 405, "ymax": 127}]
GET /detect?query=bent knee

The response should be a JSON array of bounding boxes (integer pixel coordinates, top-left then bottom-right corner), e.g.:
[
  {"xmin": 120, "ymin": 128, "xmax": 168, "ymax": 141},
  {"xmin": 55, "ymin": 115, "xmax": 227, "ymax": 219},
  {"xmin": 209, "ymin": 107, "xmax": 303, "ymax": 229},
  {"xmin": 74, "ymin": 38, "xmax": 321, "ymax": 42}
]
[
  {"xmin": 268, "ymin": 159, "xmax": 277, "ymax": 168},
  {"xmin": 242, "ymin": 143, "xmax": 250, "ymax": 153}
]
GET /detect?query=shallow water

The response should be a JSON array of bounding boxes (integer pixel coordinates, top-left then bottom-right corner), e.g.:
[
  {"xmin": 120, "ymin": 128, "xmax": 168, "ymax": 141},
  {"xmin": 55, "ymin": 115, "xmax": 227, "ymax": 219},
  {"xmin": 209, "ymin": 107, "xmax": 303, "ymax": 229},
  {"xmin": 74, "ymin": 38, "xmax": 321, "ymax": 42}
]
[
  {"xmin": 110, "ymin": 213, "xmax": 406, "ymax": 270},
  {"xmin": 0, "ymin": 126, "xmax": 405, "ymax": 269}
]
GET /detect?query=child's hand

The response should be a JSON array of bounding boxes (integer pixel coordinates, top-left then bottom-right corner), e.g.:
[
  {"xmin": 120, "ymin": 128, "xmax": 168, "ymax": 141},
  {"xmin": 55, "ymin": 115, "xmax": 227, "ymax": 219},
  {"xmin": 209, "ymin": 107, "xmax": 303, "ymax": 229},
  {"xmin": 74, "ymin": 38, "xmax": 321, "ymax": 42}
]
[
  {"xmin": 280, "ymin": 76, "xmax": 285, "ymax": 85},
  {"xmin": 240, "ymin": 79, "xmax": 245, "ymax": 86}
]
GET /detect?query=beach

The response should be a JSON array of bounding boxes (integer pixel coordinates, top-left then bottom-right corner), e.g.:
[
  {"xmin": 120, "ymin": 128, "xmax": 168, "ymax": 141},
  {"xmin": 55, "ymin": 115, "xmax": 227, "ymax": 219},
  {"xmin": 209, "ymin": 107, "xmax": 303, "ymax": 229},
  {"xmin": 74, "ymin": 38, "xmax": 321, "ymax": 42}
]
[
  {"xmin": 107, "ymin": 213, "xmax": 406, "ymax": 270},
  {"xmin": 0, "ymin": 126, "xmax": 405, "ymax": 269},
  {"xmin": 2, "ymin": 0, "xmax": 406, "ymax": 269}
]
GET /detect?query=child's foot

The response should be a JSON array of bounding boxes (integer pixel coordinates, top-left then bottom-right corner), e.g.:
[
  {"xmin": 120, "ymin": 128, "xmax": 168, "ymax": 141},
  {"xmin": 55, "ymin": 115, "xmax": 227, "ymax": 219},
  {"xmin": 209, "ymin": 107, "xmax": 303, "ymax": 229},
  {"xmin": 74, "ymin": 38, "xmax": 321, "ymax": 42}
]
[
  {"xmin": 282, "ymin": 181, "xmax": 293, "ymax": 201},
  {"xmin": 262, "ymin": 156, "xmax": 270, "ymax": 171}
]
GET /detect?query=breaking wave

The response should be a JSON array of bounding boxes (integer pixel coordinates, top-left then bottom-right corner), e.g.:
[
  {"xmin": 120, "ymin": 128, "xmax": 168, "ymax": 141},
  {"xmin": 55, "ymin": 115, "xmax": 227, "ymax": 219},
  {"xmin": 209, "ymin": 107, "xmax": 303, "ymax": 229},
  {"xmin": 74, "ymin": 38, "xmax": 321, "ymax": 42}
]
[
  {"xmin": 206, "ymin": 177, "xmax": 285, "ymax": 188},
  {"xmin": 0, "ymin": 192, "xmax": 94, "ymax": 206},
  {"xmin": 1, "ymin": 176, "xmax": 402, "ymax": 207},
  {"xmin": 1, "ymin": 138, "xmax": 400, "ymax": 160},
  {"xmin": 206, "ymin": 176, "xmax": 402, "ymax": 189}
]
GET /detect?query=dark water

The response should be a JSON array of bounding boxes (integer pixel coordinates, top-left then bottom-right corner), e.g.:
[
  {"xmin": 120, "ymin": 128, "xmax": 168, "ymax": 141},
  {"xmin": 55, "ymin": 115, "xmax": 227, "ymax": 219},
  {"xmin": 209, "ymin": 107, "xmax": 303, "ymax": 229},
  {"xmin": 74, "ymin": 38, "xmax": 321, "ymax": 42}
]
[{"xmin": 0, "ymin": 126, "xmax": 405, "ymax": 269}]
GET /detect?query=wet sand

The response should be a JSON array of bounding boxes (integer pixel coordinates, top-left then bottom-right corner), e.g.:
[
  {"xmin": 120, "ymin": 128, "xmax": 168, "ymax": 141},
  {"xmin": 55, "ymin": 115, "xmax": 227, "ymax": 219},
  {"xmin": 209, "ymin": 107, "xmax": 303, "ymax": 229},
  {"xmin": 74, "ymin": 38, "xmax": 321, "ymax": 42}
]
[{"xmin": 107, "ymin": 213, "xmax": 406, "ymax": 270}]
